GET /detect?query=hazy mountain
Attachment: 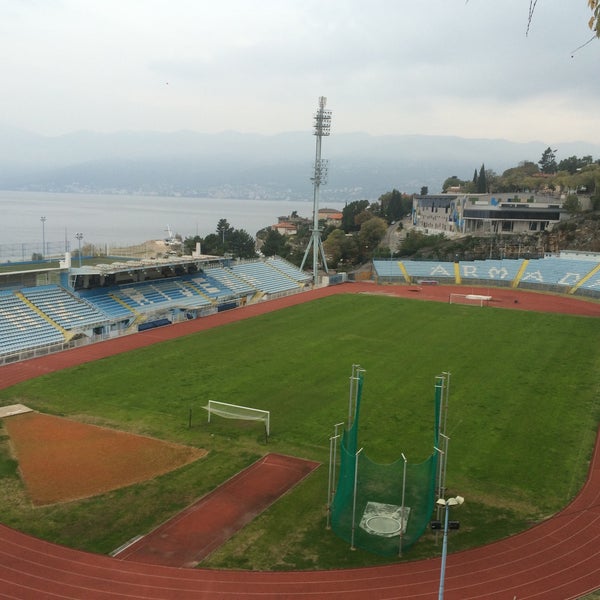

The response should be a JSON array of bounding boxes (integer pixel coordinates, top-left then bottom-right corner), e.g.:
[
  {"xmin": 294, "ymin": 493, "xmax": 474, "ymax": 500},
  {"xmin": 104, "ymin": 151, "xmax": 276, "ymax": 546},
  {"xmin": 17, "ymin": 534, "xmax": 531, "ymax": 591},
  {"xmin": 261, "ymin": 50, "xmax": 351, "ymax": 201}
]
[{"xmin": 1, "ymin": 126, "xmax": 599, "ymax": 200}]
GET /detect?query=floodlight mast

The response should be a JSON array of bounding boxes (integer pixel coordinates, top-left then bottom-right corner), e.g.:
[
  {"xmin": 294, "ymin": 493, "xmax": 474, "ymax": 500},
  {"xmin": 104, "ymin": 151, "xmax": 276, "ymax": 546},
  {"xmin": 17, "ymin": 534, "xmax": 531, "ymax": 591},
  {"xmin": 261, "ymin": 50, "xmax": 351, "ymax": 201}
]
[{"xmin": 301, "ymin": 96, "xmax": 331, "ymax": 286}]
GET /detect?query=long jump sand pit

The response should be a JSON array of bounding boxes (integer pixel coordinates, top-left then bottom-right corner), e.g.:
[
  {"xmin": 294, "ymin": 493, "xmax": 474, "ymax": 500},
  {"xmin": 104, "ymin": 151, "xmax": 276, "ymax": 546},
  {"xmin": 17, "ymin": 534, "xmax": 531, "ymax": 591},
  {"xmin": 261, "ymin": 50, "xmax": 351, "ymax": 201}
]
[
  {"xmin": 2, "ymin": 410, "xmax": 206, "ymax": 506},
  {"xmin": 116, "ymin": 453, "xmax": 320, "ymax": 567}
]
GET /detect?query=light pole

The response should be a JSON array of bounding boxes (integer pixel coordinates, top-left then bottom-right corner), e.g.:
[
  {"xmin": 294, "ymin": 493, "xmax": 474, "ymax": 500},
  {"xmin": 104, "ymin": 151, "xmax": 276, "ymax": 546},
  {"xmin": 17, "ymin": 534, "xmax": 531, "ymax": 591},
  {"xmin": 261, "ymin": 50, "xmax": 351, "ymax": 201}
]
[
  {"xmin": 40, "ymin": 216, "xmax": 46, "ymax": 260},
  {"xmin": 436, "ymin": 495, "xmax": 464, "ymax": 600},
  {"xmin": 301, "ymin": 96, "xmax": 332, "ymax": 287},
  {"xmin": 75, "ymin": 233, "xmax": 83, "ymax": 267}
]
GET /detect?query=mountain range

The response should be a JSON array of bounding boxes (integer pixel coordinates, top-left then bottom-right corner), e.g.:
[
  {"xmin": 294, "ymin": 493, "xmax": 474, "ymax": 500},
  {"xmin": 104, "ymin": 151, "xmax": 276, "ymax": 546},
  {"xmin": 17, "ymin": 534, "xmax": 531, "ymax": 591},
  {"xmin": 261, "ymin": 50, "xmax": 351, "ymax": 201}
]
[{"xmin": 1, "ymin": 126, "xmax": 599, "ymax": 201}]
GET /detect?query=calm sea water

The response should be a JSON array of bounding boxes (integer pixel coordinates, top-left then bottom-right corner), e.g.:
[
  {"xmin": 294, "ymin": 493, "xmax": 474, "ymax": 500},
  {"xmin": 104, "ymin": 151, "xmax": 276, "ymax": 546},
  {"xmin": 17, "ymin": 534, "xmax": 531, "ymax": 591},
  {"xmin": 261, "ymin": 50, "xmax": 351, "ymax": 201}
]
[{"xmin": 0, "ymin": 191, "xmax": 344, "ymax": 249}]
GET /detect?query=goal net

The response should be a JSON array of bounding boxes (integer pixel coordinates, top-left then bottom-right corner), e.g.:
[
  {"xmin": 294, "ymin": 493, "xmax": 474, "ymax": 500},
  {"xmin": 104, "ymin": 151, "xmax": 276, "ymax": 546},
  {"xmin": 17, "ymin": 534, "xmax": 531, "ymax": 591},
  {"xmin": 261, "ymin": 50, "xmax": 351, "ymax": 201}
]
[
  {"xmin": 449, "ymin": 293, "xmax": 491, "ymax": 306},
  {"xmin": 204, "ymin": 400, "xmax": 270, "ymax": 438}
]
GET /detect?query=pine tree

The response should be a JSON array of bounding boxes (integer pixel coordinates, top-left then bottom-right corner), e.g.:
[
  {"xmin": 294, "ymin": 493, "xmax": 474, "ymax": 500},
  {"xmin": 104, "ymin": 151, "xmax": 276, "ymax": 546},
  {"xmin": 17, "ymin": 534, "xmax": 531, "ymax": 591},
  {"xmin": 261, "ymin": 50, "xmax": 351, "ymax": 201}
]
[{"xmin": 477, "ymin": 163, "xmax": 487, "ymax": 193}]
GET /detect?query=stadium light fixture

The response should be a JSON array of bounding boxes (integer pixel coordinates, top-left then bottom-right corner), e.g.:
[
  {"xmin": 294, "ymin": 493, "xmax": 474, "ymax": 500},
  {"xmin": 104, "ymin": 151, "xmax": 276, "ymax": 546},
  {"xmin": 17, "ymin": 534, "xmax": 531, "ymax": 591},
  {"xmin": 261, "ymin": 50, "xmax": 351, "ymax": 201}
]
[{"xmin": 437, "ymin": 495, "xmax": 464, "ymax": 599}]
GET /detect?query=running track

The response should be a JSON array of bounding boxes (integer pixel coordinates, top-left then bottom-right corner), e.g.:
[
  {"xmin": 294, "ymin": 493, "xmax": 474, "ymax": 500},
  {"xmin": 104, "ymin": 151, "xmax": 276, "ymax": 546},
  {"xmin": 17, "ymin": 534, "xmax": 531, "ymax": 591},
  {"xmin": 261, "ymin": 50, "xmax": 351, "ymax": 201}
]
[{"xmin": 1, "ymin": 283, "xmax": 599, "ymax": 599}]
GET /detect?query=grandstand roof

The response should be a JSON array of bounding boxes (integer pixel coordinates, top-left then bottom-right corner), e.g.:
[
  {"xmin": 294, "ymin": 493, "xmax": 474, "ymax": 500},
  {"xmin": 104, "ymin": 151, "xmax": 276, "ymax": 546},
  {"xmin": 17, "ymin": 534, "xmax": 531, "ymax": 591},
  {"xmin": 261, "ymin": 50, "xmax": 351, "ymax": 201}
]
[{"xmin": 69, "ymin": 255, "xmax": 220, "ymax": 276}]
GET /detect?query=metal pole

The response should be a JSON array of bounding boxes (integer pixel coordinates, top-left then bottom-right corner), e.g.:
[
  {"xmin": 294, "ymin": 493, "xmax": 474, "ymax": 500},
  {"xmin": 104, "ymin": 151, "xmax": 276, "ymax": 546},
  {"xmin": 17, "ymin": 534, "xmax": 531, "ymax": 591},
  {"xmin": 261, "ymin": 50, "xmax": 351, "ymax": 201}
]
[
  {"xmin": 327, "ymin": 422, "xmax": 344, "ymax": 530},
  {"xmin": 350, "ymin": 447, "xmax": 363, "ymax": 550},
  {"xmin": 348, "ymin": 370, "xmax": 355, "ymax": 428},
  {"xmin": 434, "ymin": 445, "xmax": 444, "ymax": 542},
  {"xmin": 438, "ymin": 501, "xmax": 450, "ymax": 600},
  {"xmin": 40, "ymin": 216, "xmax": 46, "ymax": 260},
  {"xmin": 332, "ymin": 422, "xmax": 343, "ymax": 494},
  {"xmin": 399, "ymin": 452, "xmax": 407, "ymax": 557},
  {"xmin": 348, "ymin": 364, "xmax": 359, "ymax": 428},
  {"xmin": 327, "ymin": 434, "xmax": 337, "ymax": 529},
  {"xmin": 438, "ymin": 433, "xmax": 448, "ymax": 503},
  {"xmin": 76, "ymin": 233, "xmax": 83, "ymax": 267},
  {"xmin": 442, "ymin": 372, "xmax": 450, "ymax": 437}
]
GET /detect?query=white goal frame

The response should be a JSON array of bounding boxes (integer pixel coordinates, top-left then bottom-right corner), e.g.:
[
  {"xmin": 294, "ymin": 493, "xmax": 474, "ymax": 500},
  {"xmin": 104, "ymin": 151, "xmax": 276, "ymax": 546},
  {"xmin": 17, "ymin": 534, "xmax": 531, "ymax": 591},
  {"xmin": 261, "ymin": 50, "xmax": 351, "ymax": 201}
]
[
  {"xmin": 448, "ymin": 293, "xmax": 492, "ymax": 307},
  {"xmin": 204, "ymin": 400, "xmax": 270, "ymax": 438}
]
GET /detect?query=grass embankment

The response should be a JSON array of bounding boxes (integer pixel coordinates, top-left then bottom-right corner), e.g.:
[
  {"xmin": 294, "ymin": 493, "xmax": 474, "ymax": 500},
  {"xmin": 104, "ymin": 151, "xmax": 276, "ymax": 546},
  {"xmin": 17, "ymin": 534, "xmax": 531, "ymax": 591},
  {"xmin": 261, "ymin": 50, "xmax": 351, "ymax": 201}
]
[{"xmin": 0, "ymin": 294, "xmax": 599, "ymax": 570}]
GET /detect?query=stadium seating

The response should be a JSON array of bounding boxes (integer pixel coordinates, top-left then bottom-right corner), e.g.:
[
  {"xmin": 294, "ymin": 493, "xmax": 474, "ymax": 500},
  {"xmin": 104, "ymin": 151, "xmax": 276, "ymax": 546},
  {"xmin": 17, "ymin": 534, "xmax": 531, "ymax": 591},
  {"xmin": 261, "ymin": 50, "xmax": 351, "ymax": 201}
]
[
  {"xmin": 372, "ymin": 257, "xmax": 600, "ymax": 295},
  {"xmin": 459, "ymin": 259, "xmax": 524, "ymax": 282},
  {"xmin": 113, "ymin": 280, "xmax": 213, "ymax": 313},
  {"xmin": 372, "ymin": 260, "xmax": 406, "ymax": 279},
  {"xmin": 399, "ymin": 261, "xmax": 456, "ymax": 281},
  {"xmin": 191, "ymin": 269, "xmax": 254, "ymax": 299},
  {"xmin": 79, "ymin": 288, "xmax": 136, "ymax": 319},
  {"xmin": 231, "ymin": 261, "xmax": 303, "ymax": 294},
  {"xmin": 575, "ymin": 268, "xmax": 600, "ymax": 294},
  {"xmin": 0, "ymin": 290, "xmax": 65, "ymax": 355},
  {"xmin": 266, "ymin": 257, "xmax": 311, "ymax": 283},
  {"xmin": 21, "ymin": 285, "xmax": 108, "ymax": 331},
  {"xmin": 518, "ymin": 257, "xmax": 600, "ymax": 289}
]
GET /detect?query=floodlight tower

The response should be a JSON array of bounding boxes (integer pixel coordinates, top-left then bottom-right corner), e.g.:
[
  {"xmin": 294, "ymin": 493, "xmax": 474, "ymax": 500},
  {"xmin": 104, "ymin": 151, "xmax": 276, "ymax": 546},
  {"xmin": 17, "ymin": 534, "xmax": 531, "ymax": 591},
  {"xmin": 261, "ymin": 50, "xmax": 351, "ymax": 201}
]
[{"xmin": 301, "ymin": 96, "xmax": 331, "ymax": 286}]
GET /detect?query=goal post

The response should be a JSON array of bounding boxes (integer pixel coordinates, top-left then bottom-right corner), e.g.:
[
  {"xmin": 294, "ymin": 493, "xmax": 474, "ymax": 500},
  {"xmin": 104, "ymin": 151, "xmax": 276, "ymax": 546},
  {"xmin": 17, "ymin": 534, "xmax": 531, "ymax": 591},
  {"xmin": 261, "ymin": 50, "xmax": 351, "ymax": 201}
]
[
  {"xmin": 448, "ymin": 293, "xmax": 492, "ymax": 307},
  {"xmin": 204, "ymin": 400, "xmax": 270, "ymax": 439}
]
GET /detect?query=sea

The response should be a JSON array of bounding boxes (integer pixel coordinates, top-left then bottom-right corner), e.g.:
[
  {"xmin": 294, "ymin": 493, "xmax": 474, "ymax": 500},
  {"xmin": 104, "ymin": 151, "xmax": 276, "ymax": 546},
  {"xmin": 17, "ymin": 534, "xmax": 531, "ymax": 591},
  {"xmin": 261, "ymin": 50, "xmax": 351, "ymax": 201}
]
[{"xmin": 0, "ymin": 190, "xmax": 345, "ymax": 260}]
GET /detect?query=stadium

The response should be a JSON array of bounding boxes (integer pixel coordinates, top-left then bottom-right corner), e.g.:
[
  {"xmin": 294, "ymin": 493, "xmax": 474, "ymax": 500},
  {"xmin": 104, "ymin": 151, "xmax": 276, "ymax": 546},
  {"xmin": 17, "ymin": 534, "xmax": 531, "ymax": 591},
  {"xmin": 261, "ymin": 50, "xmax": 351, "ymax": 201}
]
[{"xmin": 1, "ymin": 251, "xmax": 600, "ymax": 599}]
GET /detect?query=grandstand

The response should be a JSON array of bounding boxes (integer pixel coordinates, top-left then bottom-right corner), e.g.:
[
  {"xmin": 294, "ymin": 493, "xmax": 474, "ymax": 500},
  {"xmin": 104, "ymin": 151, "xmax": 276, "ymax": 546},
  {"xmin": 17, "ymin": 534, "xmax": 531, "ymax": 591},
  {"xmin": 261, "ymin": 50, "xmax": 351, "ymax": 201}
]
[
  {"xmin": 0, "ymin": 254, "xmax": 312, "ymax": 365},
  {"xmin": 0, "ymin": 290, "xmax": 66, "ymax": 357},
  {"xmin": 373, "ymin": 253, "xmax": 600, "ymax": 296},
  {"xmin": 231, "ymin": 260, "xmax": 308, "ymax": 294}
]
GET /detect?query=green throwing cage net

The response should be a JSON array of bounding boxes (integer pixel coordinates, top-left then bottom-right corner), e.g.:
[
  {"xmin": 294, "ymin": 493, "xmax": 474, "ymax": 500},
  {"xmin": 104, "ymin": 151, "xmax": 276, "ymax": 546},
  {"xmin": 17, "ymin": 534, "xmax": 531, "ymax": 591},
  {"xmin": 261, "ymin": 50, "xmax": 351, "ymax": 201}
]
[{"xmin": 330, "ymin": 371, "xmax": 442, "ymax": 556}]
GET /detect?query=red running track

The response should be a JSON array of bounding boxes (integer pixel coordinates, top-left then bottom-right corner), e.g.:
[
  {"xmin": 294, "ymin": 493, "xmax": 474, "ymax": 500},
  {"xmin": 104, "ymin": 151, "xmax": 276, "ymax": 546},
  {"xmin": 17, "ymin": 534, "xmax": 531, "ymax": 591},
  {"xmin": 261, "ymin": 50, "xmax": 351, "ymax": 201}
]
[
  {"xmin": 116, "ymin": 453, "xmax": 320, "ymax": 568},
  {"xmin": 1, "ymin": 283, "xmax": 599, "ymax": 599}
]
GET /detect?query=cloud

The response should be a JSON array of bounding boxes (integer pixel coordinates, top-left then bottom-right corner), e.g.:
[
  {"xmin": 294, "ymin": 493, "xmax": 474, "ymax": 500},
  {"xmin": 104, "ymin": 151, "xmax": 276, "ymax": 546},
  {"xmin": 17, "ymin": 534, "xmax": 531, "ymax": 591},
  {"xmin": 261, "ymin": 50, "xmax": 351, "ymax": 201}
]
[{"xmin": 0, "ymin": 0, "xmax": 598, "ymax": 143}]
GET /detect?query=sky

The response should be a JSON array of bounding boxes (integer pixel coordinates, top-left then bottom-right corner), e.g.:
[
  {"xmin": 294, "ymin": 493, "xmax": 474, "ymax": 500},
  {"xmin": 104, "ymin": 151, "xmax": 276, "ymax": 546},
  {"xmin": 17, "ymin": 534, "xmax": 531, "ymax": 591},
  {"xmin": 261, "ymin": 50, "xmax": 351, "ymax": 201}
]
[{"xmin": 1, "ymin": 0, "xmax": 599, "ymax": 143}]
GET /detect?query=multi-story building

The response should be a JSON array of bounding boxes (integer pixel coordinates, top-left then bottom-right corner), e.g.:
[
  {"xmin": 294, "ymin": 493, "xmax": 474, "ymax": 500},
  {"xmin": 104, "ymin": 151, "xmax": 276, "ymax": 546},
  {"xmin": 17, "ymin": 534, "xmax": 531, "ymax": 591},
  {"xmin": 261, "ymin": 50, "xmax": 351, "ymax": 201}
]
[{"xmin": 412, "ymin": 194, "xmax": 565, "ymax": 236}]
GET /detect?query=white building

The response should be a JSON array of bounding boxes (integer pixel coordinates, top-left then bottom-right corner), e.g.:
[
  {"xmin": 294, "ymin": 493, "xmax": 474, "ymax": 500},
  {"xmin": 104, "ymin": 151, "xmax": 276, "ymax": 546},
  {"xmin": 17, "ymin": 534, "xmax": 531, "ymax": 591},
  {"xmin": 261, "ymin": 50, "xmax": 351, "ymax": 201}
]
[{"xmin": 412, "ymin": 194, "xmax": 565, "ymax": 236}]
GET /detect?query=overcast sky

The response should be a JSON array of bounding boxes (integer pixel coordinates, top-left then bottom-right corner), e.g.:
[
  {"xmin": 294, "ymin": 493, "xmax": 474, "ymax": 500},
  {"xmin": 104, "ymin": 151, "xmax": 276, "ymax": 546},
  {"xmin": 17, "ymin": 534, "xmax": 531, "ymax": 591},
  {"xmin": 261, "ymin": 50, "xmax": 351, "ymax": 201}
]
[{"xmin": 1, "ymin": 0, "xmax": 598, "ymax": 143}]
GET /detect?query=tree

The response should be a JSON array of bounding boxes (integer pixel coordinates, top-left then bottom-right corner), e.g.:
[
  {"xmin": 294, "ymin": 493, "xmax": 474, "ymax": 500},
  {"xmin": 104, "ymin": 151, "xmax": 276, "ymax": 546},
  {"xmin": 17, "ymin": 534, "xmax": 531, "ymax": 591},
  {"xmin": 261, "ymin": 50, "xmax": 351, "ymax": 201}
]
[
  {"xmin": 358, "ymin": 217, "xmax": 387, "ymax": 258},
  {"xmin": 228, "ymin": 229, "xmax": 257, "ymax": 259},
  {"xmin": 442, "ymin": 175, "xmax": 464, "ymax": 192},
  {"xmin": 420, "ymin": 186, "xmax": 429, "ymax": 196},
  {"xmin": 557, "ymin": 155, "xmax": 594, "ymax": 175},
  {"xmin": 563, "ymin": 194, "xmax": 582, "ymax": 215},
  {"xmin": 378, "ymin": 189, "xmax": 412, "ymax": 223},
  {"xmin": 216, "ymin": 218, "xmax": 232, "ymax": 244},
  {"xmin": 592, "ymin": 0, "xmax": 600, "ymax": 37},
  {"xmin": 527, "ymin": 2, "xmax": 600, "ymax": 38},
  {"xmin": 322, "ymin": 229, "xmax": 359, "ymax": 268},
  {"xmin": 342, "ymin": 200, "xmax": 370, "ymax": 232},
  {"xmin": 261, "ymin": 229, "xmax": 288, "ymax": 257},
  {"xmin": 202, "ymin": 233, "xmax": 221, "ymax": 255},
  {"xmin": 539, "ymin": 147, "xmax": 558, "ymax": 174},
  {"xmin": 477, "ymin": 163, "xmax": 487, "ymax": 193},
  {"xmin": 183, "ymin": 235, "xmax": 202, "ymax": 255}
]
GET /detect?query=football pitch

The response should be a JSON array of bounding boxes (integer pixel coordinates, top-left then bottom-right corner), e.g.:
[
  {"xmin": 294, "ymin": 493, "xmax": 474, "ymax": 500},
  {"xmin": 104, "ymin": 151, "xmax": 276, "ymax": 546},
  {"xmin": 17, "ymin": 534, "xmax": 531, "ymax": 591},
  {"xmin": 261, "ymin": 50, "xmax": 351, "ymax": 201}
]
[{"xmin": 0, "ymin": 293, "xmax": 599, "ymax": 570}]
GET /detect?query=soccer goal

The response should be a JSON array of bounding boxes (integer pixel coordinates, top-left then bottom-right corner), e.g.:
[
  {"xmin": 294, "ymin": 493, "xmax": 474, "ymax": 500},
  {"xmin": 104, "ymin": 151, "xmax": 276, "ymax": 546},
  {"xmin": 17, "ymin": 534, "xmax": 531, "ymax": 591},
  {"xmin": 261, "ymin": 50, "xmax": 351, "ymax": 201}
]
[
  {"xmin": 449, "ymin": 293, "xmax": 492, "ymax": 306},
  {"xmin": 204, "ymin": 400, "xmax": 270, "ymax": 440}
]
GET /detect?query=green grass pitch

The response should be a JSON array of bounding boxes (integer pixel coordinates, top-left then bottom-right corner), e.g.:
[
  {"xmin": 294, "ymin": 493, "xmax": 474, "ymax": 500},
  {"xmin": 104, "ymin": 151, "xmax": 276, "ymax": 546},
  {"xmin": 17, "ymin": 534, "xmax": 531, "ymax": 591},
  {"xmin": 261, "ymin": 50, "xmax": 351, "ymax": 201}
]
[{"xmin": 0, "ymin": 293, "xmax": 599, "ymax": 570}]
